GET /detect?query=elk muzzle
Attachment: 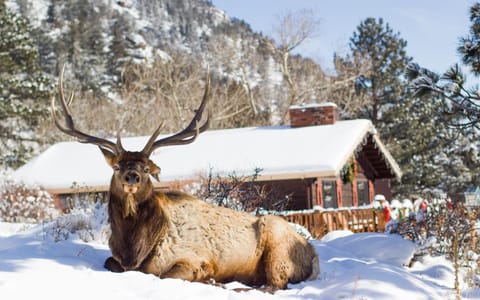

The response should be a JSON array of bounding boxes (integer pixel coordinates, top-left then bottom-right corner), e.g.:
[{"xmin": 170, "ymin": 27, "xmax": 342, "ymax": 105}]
[
  {"xmin": 121, "ymin": 171, "xmax": 141, "ymax": 218},
  {"xmin": 123, "ymin": 171, "xmax": 140, "ymax": 194}
]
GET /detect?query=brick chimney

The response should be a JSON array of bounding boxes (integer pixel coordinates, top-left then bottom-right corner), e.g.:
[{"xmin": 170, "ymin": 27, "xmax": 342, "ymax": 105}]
[{"xmin": 289, "ymin": 102, "xmax": 338, "ymax": 127}]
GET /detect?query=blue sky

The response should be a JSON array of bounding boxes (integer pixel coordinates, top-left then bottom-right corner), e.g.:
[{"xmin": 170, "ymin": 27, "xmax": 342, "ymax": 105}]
[{"xmin": 211, "ymin": 0, "xmax": 475, "ymax": 74}]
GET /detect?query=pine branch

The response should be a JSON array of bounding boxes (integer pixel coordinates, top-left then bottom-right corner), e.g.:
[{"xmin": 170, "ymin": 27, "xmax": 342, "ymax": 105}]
[{"xmin": 407, "ymin": 62, "xmax": 480, "ymax": 128}]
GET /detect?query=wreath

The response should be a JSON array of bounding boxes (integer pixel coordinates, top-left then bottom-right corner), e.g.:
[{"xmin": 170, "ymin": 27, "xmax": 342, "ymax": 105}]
[{"xmin": 341, "ymin": 157, "xmax": 357, "ymax": 184}]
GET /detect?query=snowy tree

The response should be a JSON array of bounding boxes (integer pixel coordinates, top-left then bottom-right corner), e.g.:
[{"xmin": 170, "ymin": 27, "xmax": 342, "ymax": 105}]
[
  {"xmin": 346, "ymin": 17, "xmax": 412, "ymax": 126},
  {"xmin": 458, "ymin": 3, "xmax": 480, "ymax": 76},
  {"xmin": 0, "ymin": 3, "xmax": 53, "ymax": 168},
  {"xmin": 381, "ymin": 92, "xmax": 480, "ymax": 195},
  {"xmin": 407, "ymin": 3, "xmax": 480, "ymax": 129},
  {"xmin": 107, "ymin": 15, "xmax": 130, "ymax": 84},
  {"xmin": 403, "ymin": 2, "xmax": 480, "ymax": 195},
  {"xmin": 338, "ymin": 17, "xmax": 480, "ymax": 196},
  {"xmin": 61, "ymin": 0, "xmax": 109, "ymax": 91}
]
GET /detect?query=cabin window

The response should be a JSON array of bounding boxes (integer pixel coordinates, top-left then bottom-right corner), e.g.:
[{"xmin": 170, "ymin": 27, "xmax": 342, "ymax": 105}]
[
  {"xmin": 322, "ymin": 180, "xmax": 337, "ymax": 209},
  {"xmin": 357, "ymin": 180, "xmax": 370, "ymax": 206}
]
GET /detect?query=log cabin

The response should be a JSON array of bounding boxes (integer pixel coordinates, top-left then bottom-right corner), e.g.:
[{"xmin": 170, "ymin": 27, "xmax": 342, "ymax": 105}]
[{"xmin": 12, "ymin": 103, "xmax": 401, "ymax": 210}]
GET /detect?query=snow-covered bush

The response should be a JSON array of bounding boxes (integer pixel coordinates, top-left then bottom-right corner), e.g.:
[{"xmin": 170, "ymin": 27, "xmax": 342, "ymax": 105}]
[
  {"xmin": 47, "ymin": 200, "xmax": 110, "ymax": 243},
  {"xmin": 0, "ymin": 180, "xmax": 60, "ymax": 223},
  {"xmin": 389, "ymin": 199, "xmax": 479, "ymax": 289}
]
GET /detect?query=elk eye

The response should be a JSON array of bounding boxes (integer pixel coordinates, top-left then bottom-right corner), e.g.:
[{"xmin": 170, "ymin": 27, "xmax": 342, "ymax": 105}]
[
  {"xmin": 113, "ymin": 164, "xmax": 120, "ymax": 171},
  {"xmin": 144, "ymin": 166, "xmax": 150, "ymax": 174}
]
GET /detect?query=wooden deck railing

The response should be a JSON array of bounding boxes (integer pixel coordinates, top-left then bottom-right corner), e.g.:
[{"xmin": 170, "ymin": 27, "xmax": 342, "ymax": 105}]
[{"xmin": 280, "ymin": 208, "xmax": 386, "ymax": 239}]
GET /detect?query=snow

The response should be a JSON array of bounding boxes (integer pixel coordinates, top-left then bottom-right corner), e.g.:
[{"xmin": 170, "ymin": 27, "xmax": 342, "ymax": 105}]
[
  {"xmin": 290, "ymin": 102, "xmax": 338, "ymax": 109},
  {"xmin": 11, "ymin": 120, "xmax": 393, "ymax": 192},
  {"xmin": 5, "ymin": 0, "xmax": 49, "ymax": 28},
  {"xmin": 1, "ymin": 220, "xmax": 478, "ymax": 300}
]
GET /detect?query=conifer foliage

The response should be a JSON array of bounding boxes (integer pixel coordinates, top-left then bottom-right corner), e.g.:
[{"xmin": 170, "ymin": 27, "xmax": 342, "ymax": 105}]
[
  {"xmin": 343, "ymin": 17, "xmax": 480, "ymax": 196},
  {"xmin": 0, "ymin": 3, "xmax": 52, "ymax": 168},
  {"xmin": 407, "ymin": 2, "xmax": 480, "ymax": 129},
  {"xmin": 348, "ymin": 17, "xmax": 411, "ymax": 126},
  {"xmin": 402, "ymin": 2, "xmax": 480, "ymax": 195}
]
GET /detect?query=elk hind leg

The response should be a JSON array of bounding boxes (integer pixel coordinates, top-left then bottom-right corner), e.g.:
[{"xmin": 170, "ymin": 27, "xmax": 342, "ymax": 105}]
[
  {"xmin": 259, "ymin": 216, "xmax": 317, "ymax": 289},
  {"xmin": 258, "ymin": 217, "xmax": 291, "ymax": 289},
  {"xmin": 264, "ymin": 251, "xmax": 290, "ymax": 289}
]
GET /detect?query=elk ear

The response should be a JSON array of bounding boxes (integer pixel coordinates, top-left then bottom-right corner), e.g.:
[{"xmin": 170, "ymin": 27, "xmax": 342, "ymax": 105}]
[
  {"xmin": 99, "ymin": 147, "xmax": 117, "ymax": 168},
  {"xmin": 148, "ymin": 160, "xmax": 161, "ymax": 182}
]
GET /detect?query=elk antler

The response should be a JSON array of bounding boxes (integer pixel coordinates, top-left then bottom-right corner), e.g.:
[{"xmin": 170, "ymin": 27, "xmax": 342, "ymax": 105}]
[
  {"xmin": 51, "ymin": 66, "xmax": 123, "ymax": 154},
  {"xmin": 141, "ymin": 72, "xmax": 211, "ymax": 156}
]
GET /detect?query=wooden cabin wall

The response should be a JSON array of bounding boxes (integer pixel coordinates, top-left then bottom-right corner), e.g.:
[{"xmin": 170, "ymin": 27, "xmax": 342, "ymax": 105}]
[
  {"xmin": 374, "ymin": 179, "xmax": 393, "ymax": 201},
  {"xmin": 342, "ymin": 181, "xmax": 354, "ymax": 207}
]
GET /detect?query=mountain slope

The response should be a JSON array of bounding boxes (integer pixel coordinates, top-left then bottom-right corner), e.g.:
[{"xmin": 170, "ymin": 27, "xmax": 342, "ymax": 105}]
[{"xmin": 8, "ymin": 0, "xmax": 280, "ymax": 91}]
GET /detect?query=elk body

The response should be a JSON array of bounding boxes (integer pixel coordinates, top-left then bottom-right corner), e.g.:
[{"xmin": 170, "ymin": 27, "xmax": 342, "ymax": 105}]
[{"xmin": 51, "ymin": 69, "xmax": 319, "ymax": 289}]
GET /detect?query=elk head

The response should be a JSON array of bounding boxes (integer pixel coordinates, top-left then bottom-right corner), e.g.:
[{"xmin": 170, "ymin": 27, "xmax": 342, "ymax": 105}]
[{"xmin": 51, "ymin": 67, "xmax": 210, "ymax": 217}]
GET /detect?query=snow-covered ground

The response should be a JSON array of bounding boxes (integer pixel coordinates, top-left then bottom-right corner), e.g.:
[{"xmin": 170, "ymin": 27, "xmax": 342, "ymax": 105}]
[{"xmin": 1, "ymin": 218, "xmax": 479, "ymax": 300}]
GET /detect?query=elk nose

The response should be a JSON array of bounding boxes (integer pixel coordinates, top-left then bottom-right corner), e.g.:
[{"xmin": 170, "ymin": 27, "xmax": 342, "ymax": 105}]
[{"xmin": 125, "ymin": 172, "xmax": 140, "ymax": 185}]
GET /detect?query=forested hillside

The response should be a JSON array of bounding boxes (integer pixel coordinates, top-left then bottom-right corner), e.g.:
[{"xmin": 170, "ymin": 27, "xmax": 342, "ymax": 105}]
[
  {"xmin": 2, "ymin": 0, "xmax": 480, "ymax": 197},
  {"xmin": 3, "ymin": 0, "xmax": 336, "ymax": 166}
]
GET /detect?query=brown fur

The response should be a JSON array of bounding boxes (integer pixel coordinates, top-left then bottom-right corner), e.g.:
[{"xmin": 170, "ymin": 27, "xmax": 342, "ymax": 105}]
[{"xmin": 102, "ymin": 151, "xmax": 319, "ymax": 289}]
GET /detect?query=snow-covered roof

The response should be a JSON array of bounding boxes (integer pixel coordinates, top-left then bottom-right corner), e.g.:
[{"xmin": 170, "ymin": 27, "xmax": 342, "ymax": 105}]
[
  {"xmin": 11, "ymin": 119, "xmax": 401, "ymax": 193},
  {"xmin": 289, "ymin": 102, "xmax": 337, "ymax": 109}
]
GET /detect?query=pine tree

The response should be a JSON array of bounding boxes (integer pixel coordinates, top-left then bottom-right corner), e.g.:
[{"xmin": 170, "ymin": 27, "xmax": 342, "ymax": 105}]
[
  {"xmin": 73, "ymin": 0, "xmax": 107, "ymax": 90},
  {"xmin": 407, "ymin": 3, "xmax": 480, "ymax": 128},
  {"xmin": 108, "ymin": 15, "xmax": 130, "ymax": 85},
  {"xmin": 0, "ymin": 3, "xmax": 53, "ymax": 168},
  {"xmin": 348, "ymin": 18, "xmax": 411, "ymax": 126},
  {"xmin": 459, "ymin": 3, "xmax": 480, "ymax": 75},
  {"xmin": 404, "ymin": 2, "xmax": 480, "ymax": 195},
  {"xmin": 344, "ymin": 17, "xmax": 480, "ymax": 196},
  {"xmin": 381, "ymin": 92, "xmax": 479, "ymax": 195}
]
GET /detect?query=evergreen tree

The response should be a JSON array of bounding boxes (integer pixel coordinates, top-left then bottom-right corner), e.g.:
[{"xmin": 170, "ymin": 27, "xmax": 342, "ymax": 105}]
[
  {"xmin": 348, "ymin": 18, "xmax": 411, "ymax": 126},
  {"xmin": 344, "ymin": 17, "xmax": 480, "ymax": 196},
  {"xmin": 402, "ymin": 2, "xmax": 480, "ymax": 196},
  {"xmin": 407, "ymin": 2, "xmax": 480, "ymax": 128},
  {"xmin": 108, "ymin": 15, "xmax": 130, "ymax": 85},
  {"xmin": 382, "ymin": 96, "xmax": 442, "ymax": 195},
  {"xmin": 381, "ymin": 93, "xmax": 479, "ymax": 196},
  {"xmin": 458, "ymin": 3, "xmax": 480, "ymax": 75},
  {"xmin": 0, "ymin": 4, "xmax": 53, "ymax": 168},
  {"xmin": 74, "ymin": 0, "xmax": 107, "ymax": 90}
]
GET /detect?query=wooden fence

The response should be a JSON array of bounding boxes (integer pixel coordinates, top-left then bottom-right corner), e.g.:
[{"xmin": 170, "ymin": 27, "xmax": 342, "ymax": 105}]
[{"xmin": 281, "ymin": 208, "xmax": 386, "ymax": 239}]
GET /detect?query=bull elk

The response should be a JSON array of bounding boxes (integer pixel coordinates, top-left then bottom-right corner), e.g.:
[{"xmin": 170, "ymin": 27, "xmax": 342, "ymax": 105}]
[{"xmin": 50, "ymin": 68, "xmax": 319, "ymax": 289}]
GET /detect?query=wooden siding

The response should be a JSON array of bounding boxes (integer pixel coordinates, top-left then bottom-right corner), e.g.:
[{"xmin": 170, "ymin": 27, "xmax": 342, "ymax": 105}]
[
  {"xmin": 342, "ymin": 181, "xmax": 353, "ymax": 207},
  {"xmin": 258, "ymin": 173, "xmax": 384, "ymax": 211},
  {"xmin": 374, "ymin": 179, "xmax": 394, "ymax": 201},
  {"xmin": 251, "ymin": 179, "xmax": 314, "ymax": 210}
]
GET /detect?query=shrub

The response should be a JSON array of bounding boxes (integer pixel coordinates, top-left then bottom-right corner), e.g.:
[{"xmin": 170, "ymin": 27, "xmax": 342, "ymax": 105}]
[
  {"xmin": 389, "ymin": 200, "xmax": 479, "ymax": 290},
  {"xmin": 0, "ymin": 180, "xmax": 60, "ymax": 223},
  {"xmin": 47, "ymin": 200, "xmax": 110, "ymax": 243},
  {"xmin": 187, "ymin": 167, "xmax": 291, "ymax": 212}
]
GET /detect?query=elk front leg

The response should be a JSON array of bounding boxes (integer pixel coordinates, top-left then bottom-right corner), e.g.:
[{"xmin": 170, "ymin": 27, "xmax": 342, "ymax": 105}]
[
  {"xmin": 161, "ymin": 259, "xmax": 216, "ymax": 283},
  {"xmin": 104, "ymin": 256, "xmax": 125, "ymax": 273}
]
